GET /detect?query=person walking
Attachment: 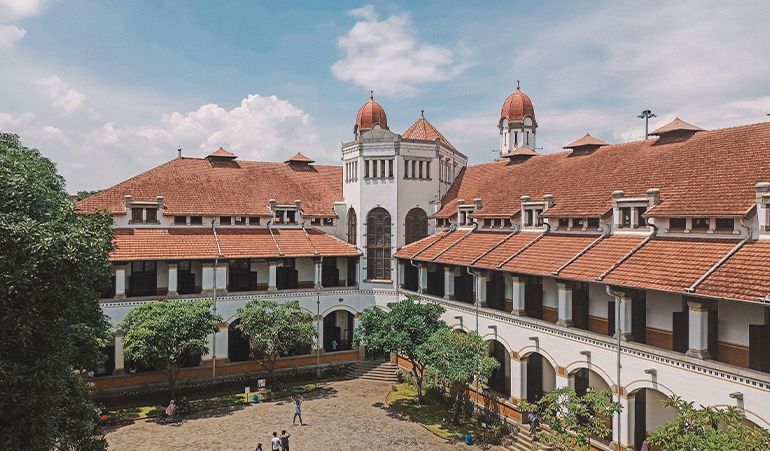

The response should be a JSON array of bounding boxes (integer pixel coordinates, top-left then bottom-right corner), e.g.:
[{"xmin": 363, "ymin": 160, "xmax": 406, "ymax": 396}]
[
  {"xmin": 529, "ymin": 408, "xmax": 540, "ymax": 441},
  {"xmin": 165, "ymin": 399, "xmax": 176, "ymax": 423},
  {"xmin": 292, "ymin": 396, "xmax": 303, "ymax": 426},
  {"xmin": 271, "ymin": 431, "xmax": 281, "ymax": 451},
  {"xmin": 280, "ymin": 430, "xmax": 291, "ymax": 451}
]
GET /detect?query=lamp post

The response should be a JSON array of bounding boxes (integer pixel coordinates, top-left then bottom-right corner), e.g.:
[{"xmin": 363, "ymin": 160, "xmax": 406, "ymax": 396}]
[{"xmin": 638, "ymin": 110, "xmax": 657, "ymax": 140}]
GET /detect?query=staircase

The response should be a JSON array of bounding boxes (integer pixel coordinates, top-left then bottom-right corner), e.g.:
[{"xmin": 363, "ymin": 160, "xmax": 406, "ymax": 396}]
[
  {"xmin": 346, "ymin": 360, "xmax": 399, "ymax": 383},
  {"xmin": 506, "ymin": 423, "xmax": 546, "ymax": 451}
]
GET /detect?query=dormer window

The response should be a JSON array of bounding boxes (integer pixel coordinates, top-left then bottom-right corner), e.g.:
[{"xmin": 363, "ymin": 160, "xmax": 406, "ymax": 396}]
[
  {"xmin": 234, "ymin": 216, "xmax": 246, "ymax": 226},
  {"xmin": 248, "ymin": 216, "xmax": 261, "ymax": 226},
  {"xmin": 587, "ymin": 218, "xmax": 600, "ymax": 229},
  {"xmin": 620, "ymin": 207, "xmax": 632, "ymax": 228},
  {"xmin": 669, "ymin": 218, "xmax": 686, "ymax": 231},
  {"xmin": 190, "ymin": 216, "xmax": 202, "ymax": 225},
  {"xmin": 636, "ymin": 208, "xmax": 647, "ymax": 227},
  {"xmin": 311, "ymin": 218, "xmax": 321, "ymax": 226},
  {"xmin": 715, "ymin": 218, "xmax": 734, "ymax": 233},
  {"xmin": 174, "ymin": 216, "xmax": 187, "ymax": 225},
  {"xmin": 558, "ymin": 218, "xmax": 569, "ymax": 229},
  {"xmin": 220, "ymin": 216, "xmax": 232, "ymax": 226},
  {"xmin": 691, "ymin": 217, "xmax": 709, "ymax": 231},
  {"xmin": 573, "ymin": 218, "xmax": 584, "ymax": 229},
  {"xmin": 131, "ymin": 208, "xmax": 143, "ymax": 223}
]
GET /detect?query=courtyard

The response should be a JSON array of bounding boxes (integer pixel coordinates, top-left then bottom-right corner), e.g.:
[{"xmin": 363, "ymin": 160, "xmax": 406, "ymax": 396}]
[{"xmin": 106, "ymin": 378, "xmax": 506, "ymax": 451}]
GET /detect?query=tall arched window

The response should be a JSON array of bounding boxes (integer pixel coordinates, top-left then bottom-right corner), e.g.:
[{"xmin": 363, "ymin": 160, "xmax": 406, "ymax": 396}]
[
  {"xmin": 366, "ymin": 207, "xmax": 391, "ymax": 280},
  {"xmin": 347, "ymin": 208, "xmax": 357, "ymax": 245},
  {"xmin": 404, "ymin": 207, "xmax": 428, "ymax": 245}
]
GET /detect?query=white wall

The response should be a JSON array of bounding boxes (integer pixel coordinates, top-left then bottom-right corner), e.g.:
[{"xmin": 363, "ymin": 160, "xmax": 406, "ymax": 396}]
[
  {"xmin": 718, "ymin": 299, "xmax": 766, "ymax": 346},
  {"xmin": 543, "ymin": 277, "xmax": 558, "ymax": 309},
  {"xmin": 589, "ymin": 283, "xmax": 614, "ymax": 318},
  {"xmin": 646, "ymin": 291, "xmax": 681, "ymax": 331},
  {"xmin": 296, "ymin": 258, "xmax": 315, "ymax": 283}
]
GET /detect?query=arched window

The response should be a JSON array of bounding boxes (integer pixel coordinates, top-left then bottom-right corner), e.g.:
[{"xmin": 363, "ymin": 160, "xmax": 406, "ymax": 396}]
[
  {"xmin": 366, "ymin": 207, "xmax": 391, "ymax": 280},
  {"xmin": 347, "ymin": 208, "xmax": 357, "ymax": 245},
  {"xmin": 404, "ymin": 207, "xmax": 428, "ymax": 245}
]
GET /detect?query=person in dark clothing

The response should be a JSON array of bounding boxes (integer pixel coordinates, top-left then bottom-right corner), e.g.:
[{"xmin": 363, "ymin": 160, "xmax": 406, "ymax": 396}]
[
  {"xmin": 280, "ymin": 430, "xmax": 290, "ymax": 451},
  {"xmin": 291, "ymin": 396, "xmax": 303, "ymax": 425},
  {"xmin": 254, "ymin": 443, "xmax": 262, "ymax": 451}
]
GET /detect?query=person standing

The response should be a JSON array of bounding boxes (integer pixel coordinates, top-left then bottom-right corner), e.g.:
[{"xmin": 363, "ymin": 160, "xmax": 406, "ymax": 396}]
[
  {"xmin": 254, "ymin": 443, "xmax": 262, "ymax": 451},
  {"xmin": 271, "ymin": 431, "xmax": 281, "ymax": 451},
  {"xmin": 280, "ymin": 430, "xmax": 291, "ymax": 451},
  {"xmin": 291, "ymin": 396, "xmax": 303, "ymax": 425},
  {"xmin": 165, "ymin": 399, "xmax": 176, "ymax": 423}
]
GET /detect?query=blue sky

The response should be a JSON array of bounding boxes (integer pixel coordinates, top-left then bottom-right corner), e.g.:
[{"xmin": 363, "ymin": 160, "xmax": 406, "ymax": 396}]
[{"xmin": 2, "ymin": 0, "xmax": 770, "ymax": 191}]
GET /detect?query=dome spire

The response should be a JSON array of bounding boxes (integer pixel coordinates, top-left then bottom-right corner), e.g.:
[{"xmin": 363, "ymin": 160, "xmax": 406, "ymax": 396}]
[
  {"xmin": 517, "ymin": 80, "xmax": 520, "ymax": 89},
  {"xmin": 370, "ymin": 90, "xmax": 374, "ymax": 100}
]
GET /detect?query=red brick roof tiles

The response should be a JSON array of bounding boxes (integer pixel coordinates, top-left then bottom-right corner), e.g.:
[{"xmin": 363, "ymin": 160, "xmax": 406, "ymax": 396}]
[
  {"xmin": 696, "ymin": 240, "xmax": 770, "ymax": 302},
  {"xmin": 355, "ymin": 97, "xmax": 388, "ymax": 130},
  {"xmin": 438, "ymin": 122, "xmax": 770, "ymax": 219},
  {"xmin": 603, "ymin": 237, "xmax": 739, "ymax": 292},
  {"xmin": 402, "ymin": 113, "xmax": 460, "ymax": 153},
  {"xmin": 76, "ymin": 157, "xmax": 342, "ymax": 217},
  {"xmin": 501, "ymin": 234, "xmax": 600, "ymax": 276},
  {"xmin": 435, "ymin": 231, "xmax": 513, "ymax": 266},
  {"xmin": 394, "ymin": 231, "xmax": 451, "ymax": 259},
  {"xmin": 558, "ymin": 235, "xmax": 647, "ymax": 281},
  {"xmin": 501, "ymin": 87, "xmax": 535, "ymax": 122},
  {"xmin": 650, "ymin": 117, "xmax": 704, "ymax": 135},
  {"xmin": 563, "ymin": 133, "xmax": 609, "ymax": 149},
  {"xmin": 110, "ymin": 227, "xmax": 358, "ymax": 261},
  {"xmin": 473, "ymin": 232, "xmax": 542, "ymax": 269}
]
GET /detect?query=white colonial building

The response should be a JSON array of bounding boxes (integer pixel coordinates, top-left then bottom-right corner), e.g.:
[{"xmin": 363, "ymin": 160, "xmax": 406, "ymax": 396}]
[{"xmin": 78, "ymin": 85, "xmax": 770, "ymax": 450}]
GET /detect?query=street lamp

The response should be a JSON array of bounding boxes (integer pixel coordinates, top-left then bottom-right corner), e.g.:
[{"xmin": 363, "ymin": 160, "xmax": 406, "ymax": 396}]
[{"xmin": 638, "ymin": 109, "xmax": 657, "ymax": 140}]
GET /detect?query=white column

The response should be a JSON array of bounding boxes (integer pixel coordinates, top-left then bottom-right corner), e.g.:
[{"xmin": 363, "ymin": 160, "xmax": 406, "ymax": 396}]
[
  {"xmin": 556, "ymin": 281, "xmax": 573, "ymax": 327},
  {"xmin": 314, "ymin": 259, "xmax": 322, "ymax": 289},
  {"xmin": 418, "ymin": 263, "xmax": 428, "ymax": 294},
  {"xmin": 201, "ymin": 263, "xmax": 214, "ymax": 295},
  {"xmin": 511, "ymin": 275, "xmax": 525, "ymax": 315},
  {"xmin": 397, "ymin": 261, "xmax": 405, "ymax": 288},
  {"xmin": 202, "ymin": 322, "xmax": 229, "ymax": 363},
  {"xmin": 114, "ymin": 331, "xmax": 125, "ymax": 374},
  {"xmin": 476, "ymin": 270, "xmax": 488, "ymax": 307},
  {"xmin": 686, "ymin": 300, "xmax": 711, "ymax": 359},
  {"xmin": 114, "ymin": 265, "xmax": 126, "ymax": 298},
  {"xmin": 616, "ymin": 295, "xmax": 633, "ymax": 341},
  {"xmin": 512, "ymin": 355, "xmax": 526, "ymax": 401},
  {"xmin": 215, "ymin": 263, "xmax": 227, "ymax": 294},
  {"xmin": 613, "ymin": 395, "xmax": 634, "ymax": 451},
  {"xmin": 315, "ymin": 314, "xmax": 324, "ymax": 353},
  {"xmin": 444, "ymin": 266, "xmax": 455, "ymax": 299},
  {"xmin": 167, "ymin": 263, "xmax": 178, "ymax": 296},
  {"xmin": 268, "ymin": 260, "xmax": 278, "ymax": 291}
]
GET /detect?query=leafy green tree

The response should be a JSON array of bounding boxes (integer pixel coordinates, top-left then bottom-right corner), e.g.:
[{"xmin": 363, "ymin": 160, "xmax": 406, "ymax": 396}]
[
  {"xmin": 76, "ymin": 189, "xmax": 100, "ymax": 199},
  {"xmin": 119, "ymin": 300, "xmax": 220, "ymax": 396},
  {"xmin": 0, "ymin": 133, "xmax": 113, "ymax": 450},
  {"xmin": 417, "ymin": 327, "xmax": 499, "ymax": 423},
  {"xmin": 519, "ymin": 386, "xmax": 621, "ymax": 451},
  {"xmin": 235, "ymin": 299, "xmax": 316, "ymax": 384},
  {"xmin": 354, "ymin": 295, "xmax": 445, "ymax": 400},
  {"xmin": 648, "ymin": 395, "xmax": 770, "ymax": 451}
]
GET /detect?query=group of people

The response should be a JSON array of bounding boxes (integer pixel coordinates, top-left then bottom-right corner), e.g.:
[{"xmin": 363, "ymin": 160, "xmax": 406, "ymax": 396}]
[{"xmin": 255, "ymin": 396, "xmax": 303, "ymax": 451}]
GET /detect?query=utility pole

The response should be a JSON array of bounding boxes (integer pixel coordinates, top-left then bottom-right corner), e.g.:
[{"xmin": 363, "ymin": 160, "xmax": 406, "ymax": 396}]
[{"xmin": 638, "ymin": 110, "xmax": 656, "ymax": 140}]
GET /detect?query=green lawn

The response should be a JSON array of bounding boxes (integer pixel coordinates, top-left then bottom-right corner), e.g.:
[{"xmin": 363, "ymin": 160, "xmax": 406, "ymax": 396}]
[{"xmin": 386, "ymin": 383, "xmax": 511, "ymax": 445}]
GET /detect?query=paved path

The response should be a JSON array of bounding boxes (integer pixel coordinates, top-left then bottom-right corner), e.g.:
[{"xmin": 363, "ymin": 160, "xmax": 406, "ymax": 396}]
[{"xmin": 107, "ymin": 378, "xmax": 503, "ymax": 450}]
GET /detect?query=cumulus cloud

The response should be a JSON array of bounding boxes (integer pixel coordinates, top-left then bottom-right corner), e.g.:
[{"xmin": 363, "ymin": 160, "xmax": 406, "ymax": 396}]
[
  {"xmin": 331, "ymin": 5, "xmax": 468, "ymax": 97},
  {"xmin": 0, "ymin": 24, "xmax": 24, "ymax": 48},
  {"xmin": 38, "ymin": 75, "xmax": 85, "ymax": 112},
  {"xmin": 0, "ymin": 0, "xmax": 50, "ymax": 19}
]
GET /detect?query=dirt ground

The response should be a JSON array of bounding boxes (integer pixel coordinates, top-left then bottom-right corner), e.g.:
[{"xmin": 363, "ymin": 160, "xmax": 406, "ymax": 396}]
[{"xmin": 106, "ymin": 378, "xmax": 505, "ymax": 451}]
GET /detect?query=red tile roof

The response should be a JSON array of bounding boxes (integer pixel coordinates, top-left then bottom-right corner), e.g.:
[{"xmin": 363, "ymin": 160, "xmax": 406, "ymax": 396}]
[
  {"xmin": 558, "ymin": 235, "xmax": 647, "ymax": 281},
  {"xmin": 355, "ymin": 96, "xmax": 388, "ymax": 130},
  {"xmin": 207, "ymin": 147, "xmax": 237, "ymax": 159},
  {"xmin": 501, "ymin": 234, "xmax": 600, "ymax": 276},
  {"xmin": 285, "ymin": 152, "xmax": 315, "ymax": 163},
  {"xmin": 437, "ymin": 122, "xmax": 770, "ymax": 219},
  {"xmin": 501, "ymin": 86, "xmax": 535, "ymax": 122},
  {"xmin": 603, "ymin": 237, "xmax": 739, "ymax": 292},
  {"xmin": 650, "ymin": 117, "xmax": 704, "ymax": 135},
  {"xmin": 435, "ymin": 231, "xmax": 513, "ymax": 266},
  {"xmin": 563, "ymin": 133, "xmax": 609, "ymax": 149},
  {"xmin": 76, "ymin": 157, "xmax": 342, "ymax": 217},
  {"xmin": 473, "ymin": 232, "xmax": 542, "ymax": 269},
  {"xmin": 402, "ymin": 113, "xmax": 460, "ymax": 154},
  {"xmin": 110, "ymin": 227, "xmax": 359, "ymax": 261},
  {"xmin": 696, "ymin": 240, "xmax": 770, "ymax": 302}
]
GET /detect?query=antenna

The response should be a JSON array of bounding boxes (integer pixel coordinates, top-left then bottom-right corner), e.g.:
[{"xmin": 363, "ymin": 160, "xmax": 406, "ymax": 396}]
[{"xmin": 638, "ymin": 109, "xmax": 657, "ymax": 140}]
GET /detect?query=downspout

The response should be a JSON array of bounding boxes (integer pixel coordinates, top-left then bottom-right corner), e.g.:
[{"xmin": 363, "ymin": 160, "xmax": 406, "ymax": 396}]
[
  {"xmin": 605, "ymin": 284, "xmax": 625, "ymax": 451},
  {"xmin": 686, "ymin": 217, "xmax": 752, "ymax": 293},
  {"xmin": 409, "ymin": 259, "xmax": 421, "ymax": 299},
  {"xmin": 211, "ymin": 219, "xmax": 224, "ymax": 381}
]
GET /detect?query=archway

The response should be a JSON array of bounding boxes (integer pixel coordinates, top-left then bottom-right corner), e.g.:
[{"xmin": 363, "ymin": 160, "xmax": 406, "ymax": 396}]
[
  {"xmin": 628, "ymin": 387, "xmax": 679, "ymax": 450},
  {"xmin": 323, "ymin": 309, "xmax": 354, "ymax": 352},
  {"xmin": 487, "ymin": 340, "xmax": 510, "ymax": 397},
  {"xmin": 404, "ymin": 207, "xmax": 428, "ymax": 245},
  {"xmin": 569, "ymin": 367, "xmax": 613, "ymax": 444},
  {"xmin": 366, "ymin": 207, "xmax": 391, "ymax": 280},
  {"xmin": 524, "ymin": 352, "xmax": 557, "ymax": 403},
  {"xmin": 228, "ymin": 319, "xmax": 252, "ymax": 362}
]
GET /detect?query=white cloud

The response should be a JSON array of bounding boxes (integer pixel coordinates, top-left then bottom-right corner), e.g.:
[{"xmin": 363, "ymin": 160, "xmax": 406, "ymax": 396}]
[
  {"xmin": 0, "ymin": 0, "xmax": 49, "ymax": 19},
  {"xmin": 331, "ymin": 5, "xmax": 469, "ymax": 97},
  {"xmin": 38, "ymin": 75, "xmax": 85, "ymax": 112},
  {"xmin": 0, "ymin": 24, "xmax": 24, "ymax": 48}
]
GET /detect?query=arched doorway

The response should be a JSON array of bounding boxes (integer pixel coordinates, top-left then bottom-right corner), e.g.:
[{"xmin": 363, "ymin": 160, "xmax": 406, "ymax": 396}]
[
  {"xmin": 524, "ymin": 352, "xmax": 557, "ymax": 403},
  {"xmin": 228, "ymin": 319, "xmax": 252, "ymax": 362},
  {"xmin": 404, "ymin": 207, "xmax": 428, "ymax": 245},
  {"xmin": 487, "ymin": 340, "xmax": 510, "ymax": 396},
  {"xmin": 628, "ymin": 387, "xmax": 678, "ymax": 449},
  {"xmin": 347, "ymin": 208, "xmax": 357, "ymax": 245},
  {"xmin": 569, "ymin": 367, "xmax": 613, "ymax": 444},
  {"xmin": 366, "ymin": 207, "xmax": 391, "ymax": 280},
  {"xmin": 323, "ymin": 310, "xmax": 354, "ymax": 352}
]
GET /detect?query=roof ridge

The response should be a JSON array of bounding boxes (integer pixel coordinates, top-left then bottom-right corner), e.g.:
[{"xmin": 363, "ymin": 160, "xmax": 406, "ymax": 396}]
[
  {"xmin": 432, "ymin": 228, "xmax": 475, "ymax": 261},
  {"xmin": 268, "ymin": 226, "xmax": 285, "ymax": 257},
  {"xmin": 470, "ymin": 231, "xmax": 518, "ymax": 265},
  {"xmin": 497, "ymin": 231, "xmax": 547, "ymax": 269},
  {"xmin": 301, "ymin": 226, "xmax": 320, "ymax": 256},
  {"xmin": 687, "ymin": 236, "xmax": 751, "ymax": 293},
  {"xmin": 409, "ymin": 230, "xmax": 450, "ymax": 258},
  {"xmin": 596, "ymin": 233, "xmax": 657, "ymax": 281},
  {"xmin": 553, "ymin": 232, "xmax": 608, "ymax": 276}
]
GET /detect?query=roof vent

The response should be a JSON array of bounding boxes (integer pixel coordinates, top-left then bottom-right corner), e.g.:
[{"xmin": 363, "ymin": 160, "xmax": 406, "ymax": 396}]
[
  {"xmin": 564, "ymin": 133, "xmax": 609, "ymax": 155},
  {"xmin": 502, "ymin": 145, "xmax": 538, "ymax": 163},
  {"xmin": 206, "ymin": 147, "xmax": 237, "ymax": 160},
  {"xmin": 650, "ymin": 117, "xmax": 704, "ymax": 144}
]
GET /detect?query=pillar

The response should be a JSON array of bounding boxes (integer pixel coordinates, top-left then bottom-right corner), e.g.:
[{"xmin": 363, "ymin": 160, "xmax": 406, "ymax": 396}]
[
  {"xmin": 511, "ymin": 354, "xmax": 526, "ymax": 402},
  {"xmin": 114, "ymin": 265, "xmax": 126, "ymax": 298},
  {"xmin": 686, "ymin": 300, "xmax": 711, "ymax": 359},
  {"xmin": 613, "ymin": 394, "xmax": 635, "ymax": 451},
  {"xmin": 202, "ymin": 262, "xmax": 227, "ymax": 295},
  {"xmin": 114, "ymin": 331, "xmax": 125, "ymax": 374},
  {"xmin": 418, "ymin": 263, "xmax": 428, "ymax": 294},
  {"xmin": 315, "ymin": 314, "xmax": 325, "ymax": 353},
  {"xmin": 397, "ymin": 261, "xmax": 405, "ymax": 288},
  {"xmin": 511, "ymin": 274, "xmax": 525, "ymax": 315},
  {"xmin": 268, "ymin": 260, "xmax": 278, "ymax": 291},
  {"xmin": 167, "ymin": 262, "xmax": 178, "ymax": 296},
  {"xmin": 616, "ymin": 295, "xmax": 633, "ymax": 341},
  {"xmin": 203, "ymin": 321, "xmax": 229, "ymax": 363},
  {"xmin": 476, "ymin": 270, "xmax": 488, "ymax": 307},
  {"xmin": 444, "ymin": 265, "xmax": 455, "ymax": 299},
  {"xmin": 314, "ymin": 258, "xmax": 322, "ymax": 289},
  {"xmin": 556, "ymin": 281, "xmax": 573, "ymax": 327}
]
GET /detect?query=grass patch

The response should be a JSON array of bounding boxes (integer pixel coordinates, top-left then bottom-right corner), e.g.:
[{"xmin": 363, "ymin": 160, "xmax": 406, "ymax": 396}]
[{"xmin": 386, "ymin": 383, "xmax": 506, "ymax": 444}]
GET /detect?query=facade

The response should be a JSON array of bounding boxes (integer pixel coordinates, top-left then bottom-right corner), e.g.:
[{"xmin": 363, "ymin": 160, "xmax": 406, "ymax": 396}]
[{"xmin": 78, "ymin": 87, "xmax": 770, "ymax": 449}]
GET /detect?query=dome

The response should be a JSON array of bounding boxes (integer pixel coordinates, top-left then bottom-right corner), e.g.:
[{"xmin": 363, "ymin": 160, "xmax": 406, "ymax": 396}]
[
  {"xmin": 500, "ymin": 82, "xmax": 535, "ymax": 122},
  {"xmin": 355, "ymin": 93, "xmax": 388, "ymax": 131}
]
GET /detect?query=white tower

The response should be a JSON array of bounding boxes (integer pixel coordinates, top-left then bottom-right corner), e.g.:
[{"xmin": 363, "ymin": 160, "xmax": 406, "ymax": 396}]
[{"xmin": 499, "ymin": 81, "xmax": 537, "ymax": 158}]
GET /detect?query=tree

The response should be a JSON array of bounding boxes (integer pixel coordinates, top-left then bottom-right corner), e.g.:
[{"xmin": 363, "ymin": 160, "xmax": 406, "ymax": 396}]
[
  {"xmin": 76, "ymin": 190, "xmax": 100, "ymax": 199},
  {"xmin": 519, "ymin": 386, "xmax": 621, "ymax": 451},
  {"xmin": 647, "ymin": 395, "xmax": 770, "ymax": 451},
  {"xmin": 353, "ymin": 295, "xmax": 445, "ymax": 400},
  {"xmin": 417, "ymin": 327, "xmax": 499, "ymax": 423},
  {"xmin": 0, "ymin": 133, "xmax": 112, "ymax": 450},
  {"xmin": 119, "ymin": 300, "xmax": 220, "ymax": 397},
  {"xmin": 235, "ymin": 299, "xmax": 316, "ymax": 384}
]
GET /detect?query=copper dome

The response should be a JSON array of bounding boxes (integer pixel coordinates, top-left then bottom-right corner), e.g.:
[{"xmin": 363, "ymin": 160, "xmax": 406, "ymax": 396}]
[
  {"xmin": 501, "ymin": 84, "xmax": 535, "ymax": 122},
  {"xmin": 355, "ymin": 94, "xmax": 388, "ymax": 131}
]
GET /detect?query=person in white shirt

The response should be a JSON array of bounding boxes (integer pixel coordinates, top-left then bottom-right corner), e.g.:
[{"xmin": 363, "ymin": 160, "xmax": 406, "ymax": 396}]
[{"xmin": 271, "ymin": 431, "xmax": 281, "ymax": 450}]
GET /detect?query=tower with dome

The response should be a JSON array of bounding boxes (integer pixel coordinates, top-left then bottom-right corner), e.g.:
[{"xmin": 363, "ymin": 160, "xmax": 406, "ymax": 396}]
[{"xmin": 499, "ymin": 81, "xmax": 538, "ymax": 158}]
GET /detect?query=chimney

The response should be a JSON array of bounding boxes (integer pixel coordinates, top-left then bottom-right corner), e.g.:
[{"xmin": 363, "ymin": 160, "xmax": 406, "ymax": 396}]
[
  {"xmin": 756, "ymin": 182, "xmax": 770, "ymax": 232},
  {"xmin": 646, "ymin": 188, "xmax": 661, "ymax": 208},
  {"xmin": 543, "ymin": 194, "xmax": 555, "ymax": 209}
]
